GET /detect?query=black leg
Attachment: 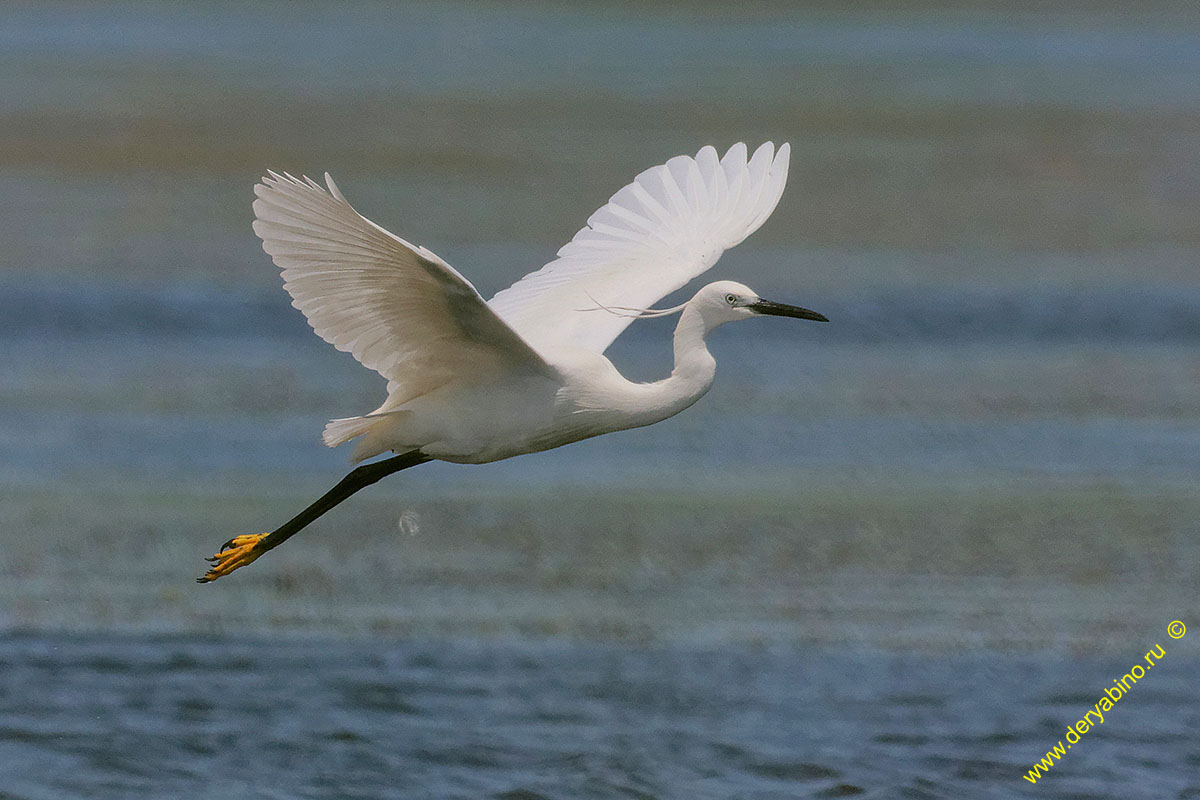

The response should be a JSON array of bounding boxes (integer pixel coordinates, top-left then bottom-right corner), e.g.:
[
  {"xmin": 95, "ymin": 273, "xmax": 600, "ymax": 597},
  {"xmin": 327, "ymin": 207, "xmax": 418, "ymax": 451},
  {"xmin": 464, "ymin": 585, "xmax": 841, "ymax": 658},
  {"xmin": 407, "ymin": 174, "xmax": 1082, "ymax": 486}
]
[
  {"xmin": 248, "ymin": 449, "xmax": 429, "ymax": 554},
  {"xmin": 198, "ymin": 449, "xmax": 429, "ymax": 582}
]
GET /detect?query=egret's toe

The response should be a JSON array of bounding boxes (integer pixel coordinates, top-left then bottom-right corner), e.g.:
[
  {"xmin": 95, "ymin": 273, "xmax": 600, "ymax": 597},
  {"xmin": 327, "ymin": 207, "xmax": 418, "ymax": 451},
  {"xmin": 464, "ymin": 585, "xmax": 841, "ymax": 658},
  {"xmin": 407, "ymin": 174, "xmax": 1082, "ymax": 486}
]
[{"xmin": 197, "ymin": 533, "xmax": 269, "ymax": 583}]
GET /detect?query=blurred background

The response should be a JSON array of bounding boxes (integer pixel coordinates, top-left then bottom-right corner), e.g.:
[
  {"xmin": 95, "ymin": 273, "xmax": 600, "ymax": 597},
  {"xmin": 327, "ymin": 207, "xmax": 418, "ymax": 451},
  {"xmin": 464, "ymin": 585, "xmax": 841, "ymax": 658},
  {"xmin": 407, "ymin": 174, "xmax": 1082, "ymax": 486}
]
[{"xmin": 1, "ymin": 2, "xmax": 1198, "ymax": 798}]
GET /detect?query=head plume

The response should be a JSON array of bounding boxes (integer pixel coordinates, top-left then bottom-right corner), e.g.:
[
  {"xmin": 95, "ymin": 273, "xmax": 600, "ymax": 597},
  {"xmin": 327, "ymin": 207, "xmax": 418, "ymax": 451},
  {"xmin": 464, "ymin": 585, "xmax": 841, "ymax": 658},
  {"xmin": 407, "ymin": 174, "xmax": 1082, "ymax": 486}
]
[{"xmin": 577, "ymin": 291, "xmax": 687, "ymax": 320}]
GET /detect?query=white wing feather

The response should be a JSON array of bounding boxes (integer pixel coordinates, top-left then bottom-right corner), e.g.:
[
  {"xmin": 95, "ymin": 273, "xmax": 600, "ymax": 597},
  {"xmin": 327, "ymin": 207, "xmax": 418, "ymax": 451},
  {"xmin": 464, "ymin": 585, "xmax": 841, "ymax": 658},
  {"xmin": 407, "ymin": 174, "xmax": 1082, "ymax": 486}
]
[
  {"xmin": 488, "ymin": 142, "xmax": 790, "ymax": 355},
  {"xmin": 252, "ymin": 172, "xmax": 551, "ymax": 405}
]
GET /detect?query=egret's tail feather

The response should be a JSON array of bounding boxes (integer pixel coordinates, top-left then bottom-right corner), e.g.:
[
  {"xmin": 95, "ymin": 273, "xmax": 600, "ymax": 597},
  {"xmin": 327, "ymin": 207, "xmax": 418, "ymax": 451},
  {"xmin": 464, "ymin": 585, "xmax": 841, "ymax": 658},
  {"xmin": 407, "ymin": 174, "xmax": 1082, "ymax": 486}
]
[
  {"xmin": 322, "ymin": 416, "xmax": 376, "ymax": 448},
  {"xmin": 324, "ymin": 413, "xmax": 413, "ymax": 463}
]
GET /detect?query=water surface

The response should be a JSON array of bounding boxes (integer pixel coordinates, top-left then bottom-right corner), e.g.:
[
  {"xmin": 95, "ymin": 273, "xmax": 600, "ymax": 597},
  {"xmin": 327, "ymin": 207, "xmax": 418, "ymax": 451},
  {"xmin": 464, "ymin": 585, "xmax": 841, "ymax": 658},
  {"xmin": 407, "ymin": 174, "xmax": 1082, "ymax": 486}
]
[{"xmin": 2, "ymin": 2, "xmax": 1199, "ymax": 797}]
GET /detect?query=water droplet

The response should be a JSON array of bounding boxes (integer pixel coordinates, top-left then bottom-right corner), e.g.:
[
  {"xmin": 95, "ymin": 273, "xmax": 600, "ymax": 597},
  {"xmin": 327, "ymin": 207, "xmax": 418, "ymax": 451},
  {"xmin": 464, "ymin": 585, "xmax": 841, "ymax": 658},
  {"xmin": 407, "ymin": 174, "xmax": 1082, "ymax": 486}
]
[{"xmin": 397, "ymin": 510, "xmax": 420, "ymax": 536}]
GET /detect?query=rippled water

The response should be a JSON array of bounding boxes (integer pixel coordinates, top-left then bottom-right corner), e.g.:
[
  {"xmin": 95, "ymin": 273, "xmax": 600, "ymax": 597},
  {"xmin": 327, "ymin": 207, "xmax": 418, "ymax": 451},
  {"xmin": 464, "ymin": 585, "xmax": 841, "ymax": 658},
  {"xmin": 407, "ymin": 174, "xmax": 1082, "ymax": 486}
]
[
  {"xmin": 3, "ymin": 634, "xmax": 1198, "ymax": 799},
  {"xmin": 3, "ymin": 2, "xmax": 1200, "ymax": 797}
]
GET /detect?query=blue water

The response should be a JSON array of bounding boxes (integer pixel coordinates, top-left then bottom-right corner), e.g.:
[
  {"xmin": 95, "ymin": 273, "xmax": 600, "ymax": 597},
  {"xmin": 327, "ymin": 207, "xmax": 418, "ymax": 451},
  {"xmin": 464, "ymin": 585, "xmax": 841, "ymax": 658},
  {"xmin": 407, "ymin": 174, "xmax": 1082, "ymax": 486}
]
[
  {"xmin": 2, "ymin": 2, "xmax": 1199, "ymax": 797},
  {"xmin": 2, "ymin": 634, "xmax": 1198, "ymax": 799}
]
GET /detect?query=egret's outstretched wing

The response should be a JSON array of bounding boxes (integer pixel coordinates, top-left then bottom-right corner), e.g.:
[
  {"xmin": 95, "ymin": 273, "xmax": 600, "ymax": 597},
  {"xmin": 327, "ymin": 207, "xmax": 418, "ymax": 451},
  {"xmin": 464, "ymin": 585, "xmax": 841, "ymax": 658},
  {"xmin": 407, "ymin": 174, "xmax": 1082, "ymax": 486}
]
[
  {"xmin": 488, "ymin": 142, "xmax": 790, "ymax": 355},
  {"xmin": 253, "ymin": 172, "xmax": 551, "ymax": 403}
]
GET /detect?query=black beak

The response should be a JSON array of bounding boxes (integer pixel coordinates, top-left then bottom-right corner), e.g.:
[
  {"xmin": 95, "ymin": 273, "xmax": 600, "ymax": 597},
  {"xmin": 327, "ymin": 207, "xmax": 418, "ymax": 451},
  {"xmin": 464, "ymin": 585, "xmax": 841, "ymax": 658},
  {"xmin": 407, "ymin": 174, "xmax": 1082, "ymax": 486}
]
[{"xmin": 749, "ymin": 299, "xmax": 828, "ymax": 322}]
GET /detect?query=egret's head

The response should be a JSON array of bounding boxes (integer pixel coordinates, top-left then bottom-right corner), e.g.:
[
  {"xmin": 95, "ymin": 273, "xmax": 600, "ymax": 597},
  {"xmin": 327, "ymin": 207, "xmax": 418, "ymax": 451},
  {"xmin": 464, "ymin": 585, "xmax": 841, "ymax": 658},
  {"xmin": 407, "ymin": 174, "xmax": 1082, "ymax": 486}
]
[{"xmin": 694, "ymin": 280, "xmax": 828, "ymax": 328}]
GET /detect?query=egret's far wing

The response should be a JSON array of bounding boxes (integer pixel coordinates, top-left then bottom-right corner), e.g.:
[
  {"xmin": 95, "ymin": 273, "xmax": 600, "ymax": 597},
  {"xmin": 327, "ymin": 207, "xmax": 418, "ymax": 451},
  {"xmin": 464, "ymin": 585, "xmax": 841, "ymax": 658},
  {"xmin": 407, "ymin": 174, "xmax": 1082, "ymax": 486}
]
[
  {"xmin": 488, "ymin": 142, "xmax": 790, "ymax": 355},
  {"xmin": 253, "ymin": 172, "xmax": 551, "ymax": 403}
]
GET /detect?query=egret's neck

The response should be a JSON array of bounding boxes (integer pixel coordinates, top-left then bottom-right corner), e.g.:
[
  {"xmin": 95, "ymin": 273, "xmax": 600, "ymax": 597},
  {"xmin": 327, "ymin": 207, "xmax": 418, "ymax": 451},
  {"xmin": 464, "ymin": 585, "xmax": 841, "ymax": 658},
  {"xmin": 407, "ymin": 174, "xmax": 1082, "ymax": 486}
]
[
  {"xmin": 673, "ymin": 301, "xmax": 716, "ymax": 373},
  {"xmin": 654, "ymin": 302, "xmax": 717, "ymax": 415},
  {"xmin": 559, "ymin": 302, "xmax": 716, "ymax": 438}
]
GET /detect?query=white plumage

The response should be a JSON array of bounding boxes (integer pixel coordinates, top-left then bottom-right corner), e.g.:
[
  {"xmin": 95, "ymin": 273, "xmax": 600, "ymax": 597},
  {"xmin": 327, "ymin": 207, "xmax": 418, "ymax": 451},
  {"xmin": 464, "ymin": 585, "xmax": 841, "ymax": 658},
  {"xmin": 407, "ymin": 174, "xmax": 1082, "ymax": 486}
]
[
  {"xmin": 250, "ymin": 142, "xmax": 810, "ymax": 464},
  {"xmin": 490, "ymin": 142, "xmax": 790, "ymax": 354},
  {"xmin": 200, "ymin": 142, "xmax": 827, "ymax": 582}
]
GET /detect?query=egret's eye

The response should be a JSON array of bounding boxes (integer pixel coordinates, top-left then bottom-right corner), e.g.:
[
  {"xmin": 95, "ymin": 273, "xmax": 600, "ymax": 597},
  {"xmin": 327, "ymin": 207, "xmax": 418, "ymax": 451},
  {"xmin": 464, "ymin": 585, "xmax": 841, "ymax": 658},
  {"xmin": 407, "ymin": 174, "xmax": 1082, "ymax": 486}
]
[{"xmin": 725, "ymin": 294, "xmax": 738, "ymax": 306}]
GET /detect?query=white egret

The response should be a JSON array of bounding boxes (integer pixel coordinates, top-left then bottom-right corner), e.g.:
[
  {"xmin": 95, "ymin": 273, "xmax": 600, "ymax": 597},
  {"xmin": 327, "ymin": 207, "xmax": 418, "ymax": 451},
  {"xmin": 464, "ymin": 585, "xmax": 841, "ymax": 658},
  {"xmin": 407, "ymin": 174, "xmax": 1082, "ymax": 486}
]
[{"xmin": 199, "ymin": 142, "xmax": 826, "ymax": 582}]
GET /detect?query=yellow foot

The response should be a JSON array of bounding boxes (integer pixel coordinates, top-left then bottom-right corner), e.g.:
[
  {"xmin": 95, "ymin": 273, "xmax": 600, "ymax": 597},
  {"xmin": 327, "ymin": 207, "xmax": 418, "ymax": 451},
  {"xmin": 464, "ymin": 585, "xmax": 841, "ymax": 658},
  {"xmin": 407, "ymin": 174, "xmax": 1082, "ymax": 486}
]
[{"xmin": 197, "ymin": 533, "xmax": 270, "ymax": 583}]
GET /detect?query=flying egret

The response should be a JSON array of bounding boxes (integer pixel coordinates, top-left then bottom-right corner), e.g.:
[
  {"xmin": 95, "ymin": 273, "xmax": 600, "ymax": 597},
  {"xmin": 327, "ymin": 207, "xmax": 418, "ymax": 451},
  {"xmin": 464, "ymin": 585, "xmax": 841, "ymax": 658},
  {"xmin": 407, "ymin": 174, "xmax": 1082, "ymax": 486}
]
[{"xmin": 199, "ymin": 142, "xmax": 826, "ymax": 582}]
